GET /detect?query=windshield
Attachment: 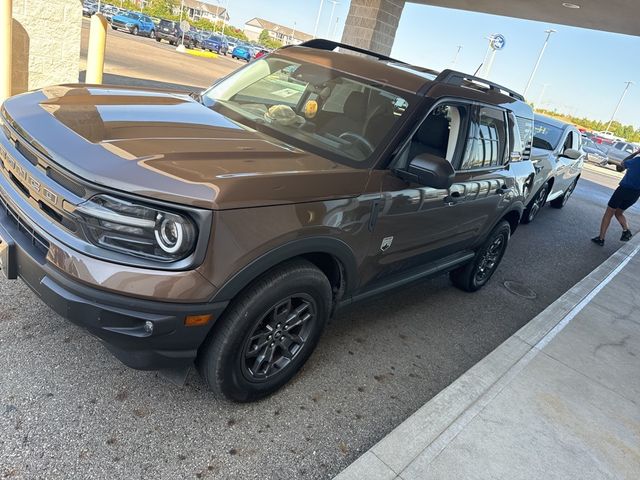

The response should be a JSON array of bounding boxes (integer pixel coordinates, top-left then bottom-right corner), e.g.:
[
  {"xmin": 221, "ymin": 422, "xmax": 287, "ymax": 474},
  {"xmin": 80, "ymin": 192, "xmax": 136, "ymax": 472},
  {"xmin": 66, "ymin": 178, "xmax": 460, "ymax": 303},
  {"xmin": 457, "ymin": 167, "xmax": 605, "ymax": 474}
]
[
  {"xmin": 533, "ymin": 121, "xmax": 563, "ymax": 150},
  {"xmin": 201, "ymin": 55, "xmax": 413, "ymax": 166}
]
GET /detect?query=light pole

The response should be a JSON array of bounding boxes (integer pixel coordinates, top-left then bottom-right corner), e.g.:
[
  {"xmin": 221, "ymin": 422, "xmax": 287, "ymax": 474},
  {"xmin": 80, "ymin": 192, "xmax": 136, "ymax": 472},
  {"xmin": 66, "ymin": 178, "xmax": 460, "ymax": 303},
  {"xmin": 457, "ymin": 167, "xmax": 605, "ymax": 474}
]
[
  {"xmin": 450, "ymin": 45, "xmax": 462, "ymax": 67},
  {"xmin": 605, "ymin": 81, "xmax": 634, "ymax": 134},
  {"xmin": 291, "ymin": 21, "xmax": 297, "ymax": 45},
  {"xmin": 536, "ymin": 83, "xmax": 550, "ymax": 109},
  {"xmin": 313, "ymin": 0, "xmax": 324, "ymax": 38},
  {"xmin": 523, "ymin": 29, "xmax": 556, "ymax": 98},
  {"xmin": 326, "ymin": 0, "xmax": 339, "ymax": 38}
]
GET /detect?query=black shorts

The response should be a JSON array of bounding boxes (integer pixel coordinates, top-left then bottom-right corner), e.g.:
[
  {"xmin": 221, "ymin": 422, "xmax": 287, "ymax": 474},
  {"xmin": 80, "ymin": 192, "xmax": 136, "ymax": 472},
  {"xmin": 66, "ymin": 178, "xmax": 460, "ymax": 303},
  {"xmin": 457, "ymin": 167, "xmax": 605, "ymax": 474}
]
[{"xmin": 608, "ymin": 186, "xmax": 640, "ymax": 210}]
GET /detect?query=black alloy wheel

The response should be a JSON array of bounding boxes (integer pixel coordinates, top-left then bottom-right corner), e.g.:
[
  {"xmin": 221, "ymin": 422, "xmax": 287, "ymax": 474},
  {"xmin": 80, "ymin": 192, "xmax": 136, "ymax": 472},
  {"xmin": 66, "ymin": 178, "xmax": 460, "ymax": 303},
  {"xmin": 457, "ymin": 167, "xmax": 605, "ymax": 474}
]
[
  {"xmin": 523, "ymin": 184, "xmax": 548, "ymax": 224},
  {"xmin": 450, "ymin": 220, "xmax": 511, "ymax": 292},
  {"xmin": 197, "ymin": 259, "xmax": 332, "ymax": 402},
  {"xmin": 241, "ymin": 295, "xmax": 316, "ymax": 381}
]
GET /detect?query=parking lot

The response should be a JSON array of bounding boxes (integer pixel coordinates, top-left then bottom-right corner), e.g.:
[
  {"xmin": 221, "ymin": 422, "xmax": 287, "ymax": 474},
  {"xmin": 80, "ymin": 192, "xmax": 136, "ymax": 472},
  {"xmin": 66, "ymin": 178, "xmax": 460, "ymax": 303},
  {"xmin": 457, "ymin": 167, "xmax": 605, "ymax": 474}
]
[{"xmin": 2, "ymin": 20, "xmax": 640, "ymax": 480}]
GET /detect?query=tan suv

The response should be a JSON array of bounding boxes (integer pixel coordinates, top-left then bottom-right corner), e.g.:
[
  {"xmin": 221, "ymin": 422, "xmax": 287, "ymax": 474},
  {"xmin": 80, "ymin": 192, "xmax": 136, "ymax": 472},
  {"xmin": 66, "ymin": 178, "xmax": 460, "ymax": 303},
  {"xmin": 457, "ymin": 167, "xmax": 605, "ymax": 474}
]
[{"xmin": 0, "ymin": 40, "xmax": 535, "ymax": 401}]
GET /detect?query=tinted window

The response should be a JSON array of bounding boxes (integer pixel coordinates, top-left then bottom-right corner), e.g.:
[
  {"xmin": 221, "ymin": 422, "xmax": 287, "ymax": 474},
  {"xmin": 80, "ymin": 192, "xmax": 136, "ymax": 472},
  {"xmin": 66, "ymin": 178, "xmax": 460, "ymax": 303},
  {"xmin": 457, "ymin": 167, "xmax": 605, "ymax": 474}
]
[
  {"xmin": 202, "ymin": 56, "xmax": 414, "ymax": 166},
  {"xmin": 516, "ymin": 116, "xmax": 533, "ymax": 160},
  {"xmin": 533, "ymin": 121, "xmax": 563, "ymax": 150},
  {"xmin": 461, "ymin": 107, "xmax": 506, "ymax": 169}
]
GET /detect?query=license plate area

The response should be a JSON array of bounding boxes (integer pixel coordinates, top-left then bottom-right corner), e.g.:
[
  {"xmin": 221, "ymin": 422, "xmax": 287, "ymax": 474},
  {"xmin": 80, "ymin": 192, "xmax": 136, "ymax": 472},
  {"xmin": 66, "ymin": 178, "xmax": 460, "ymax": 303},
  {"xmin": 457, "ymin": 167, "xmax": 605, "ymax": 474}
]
[{"xmin": 0, "ymin": 230, "xmax": 17, "ymax": 279}]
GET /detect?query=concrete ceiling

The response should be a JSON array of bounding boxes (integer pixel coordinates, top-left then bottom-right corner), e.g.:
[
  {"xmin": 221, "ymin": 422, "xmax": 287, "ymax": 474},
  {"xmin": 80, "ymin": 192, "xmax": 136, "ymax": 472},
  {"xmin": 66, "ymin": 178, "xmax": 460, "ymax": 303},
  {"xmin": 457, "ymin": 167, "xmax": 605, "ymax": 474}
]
[{"xmin": 412, "ymin": 0, "xmax": 640, "ymax": 37}]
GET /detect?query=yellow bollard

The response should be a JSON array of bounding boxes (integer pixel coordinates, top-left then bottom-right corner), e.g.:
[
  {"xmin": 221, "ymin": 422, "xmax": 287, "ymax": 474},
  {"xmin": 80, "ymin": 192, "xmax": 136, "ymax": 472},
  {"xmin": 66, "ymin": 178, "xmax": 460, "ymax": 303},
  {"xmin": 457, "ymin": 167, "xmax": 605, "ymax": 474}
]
[
  {"xmin": 86, "ymin": 13, "xmax": 107, "ymax": 84},
  {"xmin": 0, "ymin": 0, "xmax": 12, "ymax": 102}
]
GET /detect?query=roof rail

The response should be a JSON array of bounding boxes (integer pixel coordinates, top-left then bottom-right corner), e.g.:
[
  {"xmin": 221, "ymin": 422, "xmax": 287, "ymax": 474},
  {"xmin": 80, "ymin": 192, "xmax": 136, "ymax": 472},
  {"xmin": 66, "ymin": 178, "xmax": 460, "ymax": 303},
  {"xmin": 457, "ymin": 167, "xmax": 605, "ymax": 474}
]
[
  {"xmin": 435, "ymin": 69, "xmax": 525, "ymax": 101},
  {"xmin": 295, "ymin": 39, "xmax": 403, "ymax": 64}
]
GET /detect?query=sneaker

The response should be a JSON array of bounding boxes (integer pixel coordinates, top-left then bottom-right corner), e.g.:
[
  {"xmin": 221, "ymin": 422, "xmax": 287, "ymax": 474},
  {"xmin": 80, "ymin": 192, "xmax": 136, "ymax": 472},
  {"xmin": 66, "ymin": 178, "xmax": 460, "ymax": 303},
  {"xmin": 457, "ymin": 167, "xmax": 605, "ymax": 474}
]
[
  {"xmin": 591, "ymin": 236, "xmax": 605, "ymax": 246},
  {"xmin": 621, "ymin": 230, "xmax": 633, "ymax": 242}
]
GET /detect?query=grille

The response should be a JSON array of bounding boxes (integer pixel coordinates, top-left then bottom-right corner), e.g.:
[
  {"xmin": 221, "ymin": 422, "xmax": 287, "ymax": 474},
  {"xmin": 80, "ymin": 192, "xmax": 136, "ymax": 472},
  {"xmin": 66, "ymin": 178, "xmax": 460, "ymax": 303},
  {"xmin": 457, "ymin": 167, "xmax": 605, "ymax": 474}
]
[{"xmin": 0, "ymin": 193, "xmax": 50, "ymax": 257}]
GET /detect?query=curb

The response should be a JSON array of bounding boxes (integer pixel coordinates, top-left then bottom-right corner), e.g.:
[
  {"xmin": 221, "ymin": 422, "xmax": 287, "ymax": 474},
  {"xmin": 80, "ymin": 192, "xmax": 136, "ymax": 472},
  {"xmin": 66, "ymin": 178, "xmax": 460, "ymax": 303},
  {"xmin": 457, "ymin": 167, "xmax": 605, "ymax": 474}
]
[{"xmin": 334, "ymin": 235, "xmax": 640, "ymax": 480}]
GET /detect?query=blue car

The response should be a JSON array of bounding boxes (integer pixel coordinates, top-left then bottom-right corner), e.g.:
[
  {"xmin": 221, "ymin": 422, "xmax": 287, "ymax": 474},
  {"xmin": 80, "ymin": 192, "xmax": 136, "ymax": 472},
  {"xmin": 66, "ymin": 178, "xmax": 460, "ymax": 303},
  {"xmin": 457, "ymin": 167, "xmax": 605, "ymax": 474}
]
[
  {"xmin": 111, "ymin": 11, "xmax": 156, "ymax": 38},
  {"xmin": 231, "ymin": 44, "xmax": 254, "ymax": 62},
  {"xmin": 202, "ymin": 35, "xmax": 229, "ymax": 55}
]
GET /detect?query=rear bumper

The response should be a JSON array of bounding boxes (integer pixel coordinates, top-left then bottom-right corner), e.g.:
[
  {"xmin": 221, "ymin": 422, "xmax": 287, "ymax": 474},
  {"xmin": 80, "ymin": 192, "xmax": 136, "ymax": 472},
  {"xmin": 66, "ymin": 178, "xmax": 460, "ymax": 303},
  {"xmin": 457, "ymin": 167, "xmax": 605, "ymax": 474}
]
[
  {"xmin": 157, "ymin": 32, "xmax": 179, "ymax": 42},
  {"xmin": 0, "ymin": 186, "xmax": 227, "ymax": 371}
]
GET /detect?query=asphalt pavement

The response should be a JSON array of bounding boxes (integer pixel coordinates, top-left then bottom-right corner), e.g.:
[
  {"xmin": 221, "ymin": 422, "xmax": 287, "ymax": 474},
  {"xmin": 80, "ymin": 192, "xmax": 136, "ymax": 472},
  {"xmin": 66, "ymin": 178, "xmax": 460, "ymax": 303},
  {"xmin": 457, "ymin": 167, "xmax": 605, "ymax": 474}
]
[{"xmin": 1, "ymin": 23, "xmax": 638, "ymax": 479}]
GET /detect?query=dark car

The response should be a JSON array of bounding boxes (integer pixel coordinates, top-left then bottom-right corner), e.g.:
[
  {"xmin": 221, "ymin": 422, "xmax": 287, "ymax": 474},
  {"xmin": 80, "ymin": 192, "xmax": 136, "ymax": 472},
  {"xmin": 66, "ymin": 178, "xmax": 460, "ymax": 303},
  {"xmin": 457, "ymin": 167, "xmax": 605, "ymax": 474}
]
[
  {"xmin": 521, "ymin": 115, "xmax": 584, "ymax": 223},
  {"xmin": 82, "ymin": 1, "xmax": 97, "ymax": 17},
  {"xmin": 582, "ymin": 136, "xmax": 609, "ymax": 166},
  {"xmin": 231, "ymin": 43, "xmax": 254, "ymax": 62},
  {"xmin": 111, "ymin": 11, "xmax": 156, "ymax": 38},
  {"xmin": 0, "ymin": 39, "xmax": 535, "ymax": 402},
  {"xmin": 202, "ymin": 35, "xmax": 229, "ymax": 55},
  {"xmin": 607, "ymin": 141, "xmax": 639, "ymax": 172},
  {"xmin": 155, "ymin": 19, "xmax": 194, "ymax": 47}
]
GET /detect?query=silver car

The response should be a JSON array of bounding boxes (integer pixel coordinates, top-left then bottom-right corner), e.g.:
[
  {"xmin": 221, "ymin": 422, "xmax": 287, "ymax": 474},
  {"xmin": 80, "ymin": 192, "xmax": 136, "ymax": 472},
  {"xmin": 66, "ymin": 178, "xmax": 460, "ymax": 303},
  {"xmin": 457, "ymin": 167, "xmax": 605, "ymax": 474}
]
[
  {"xmin": 607, "ymin": 141, "xmax": 639, "ymax": 172},
  {"xmin": 522, "ymin": 114, "xmax": 584, "ymax": 223}
]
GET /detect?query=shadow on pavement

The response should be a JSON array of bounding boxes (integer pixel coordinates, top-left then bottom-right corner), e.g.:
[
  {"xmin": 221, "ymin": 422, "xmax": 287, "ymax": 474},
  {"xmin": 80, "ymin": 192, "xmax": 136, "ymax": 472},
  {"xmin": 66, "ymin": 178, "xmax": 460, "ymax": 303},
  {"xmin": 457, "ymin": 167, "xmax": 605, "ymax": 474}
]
[{"xmin": 78, "ymin": 71, "xmax": 203, "ymax": 93}]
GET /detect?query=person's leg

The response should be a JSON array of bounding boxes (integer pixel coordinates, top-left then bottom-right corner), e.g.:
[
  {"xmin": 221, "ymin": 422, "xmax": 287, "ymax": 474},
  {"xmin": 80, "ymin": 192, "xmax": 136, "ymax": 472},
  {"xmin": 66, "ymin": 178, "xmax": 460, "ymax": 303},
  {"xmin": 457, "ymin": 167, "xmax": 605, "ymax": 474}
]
[
  {"xmin": 598, "ymin": 207, "xmax": 616, "ymax": 239},
  {"xmin": 614, "ymin": 209, "xmax": 629, "ymax": 230}
]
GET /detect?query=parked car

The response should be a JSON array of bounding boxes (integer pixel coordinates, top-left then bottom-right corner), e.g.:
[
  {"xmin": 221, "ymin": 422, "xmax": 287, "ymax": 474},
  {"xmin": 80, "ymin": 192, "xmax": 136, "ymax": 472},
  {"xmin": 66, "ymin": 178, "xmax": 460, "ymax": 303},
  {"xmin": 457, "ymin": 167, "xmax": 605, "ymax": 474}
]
[
  {"xmin": 111, "ymin": 11, "xmax": 156, "ymax": 38},
  {"xmin": 155, "ymin": 19, "xmax": 194, "ymax": 47},
  {"xmin": 522, "ymin": 114, "xmax": 584, "ymax": 223},
  {"xmin": 82, "ymin": 1, "xmax": 97, "ymax": 17},
  {"xmin": 606, "ymin": 141, "xmax": 639, "ymax": 172},
  {"xmin": 582, "ymin": 136, "xmax": 609, "ymax": 167},
  {"xmin": 101, "ymin": 5, "xmax": 120, "ymax": 23},
  {"xmin": 202, "ymin": 35, "xmax": 229, "ymax": 55},
  {"xmin": 0, "ymin": 39, "xmax": 535, "ymax": 402},
  {"xmin": 255, "ymin": 48, "xmax": 270, "ymax": 59},
  {"xmin": 231, "ymin": 43, "xmax": 254, "ymax": 62}
]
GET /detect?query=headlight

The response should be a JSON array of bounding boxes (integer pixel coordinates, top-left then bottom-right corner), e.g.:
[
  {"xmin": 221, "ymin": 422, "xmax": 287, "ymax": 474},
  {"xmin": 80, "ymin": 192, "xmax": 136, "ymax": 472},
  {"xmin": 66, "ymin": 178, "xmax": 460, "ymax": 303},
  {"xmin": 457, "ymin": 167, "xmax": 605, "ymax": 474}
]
[{"xmin": 75, "ymin": 194, "xmax": 197, "ymax": 262}]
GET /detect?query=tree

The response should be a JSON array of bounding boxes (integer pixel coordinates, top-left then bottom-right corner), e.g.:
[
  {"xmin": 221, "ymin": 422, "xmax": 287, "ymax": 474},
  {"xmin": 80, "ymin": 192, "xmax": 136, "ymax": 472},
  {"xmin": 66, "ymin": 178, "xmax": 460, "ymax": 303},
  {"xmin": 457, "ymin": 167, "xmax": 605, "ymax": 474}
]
[
  {"xmin": 257, "ymin": 28, "xmax": 283, "ymax": 49},
  {"xmin": 143, "ymin": 0, "xmax": 178, "ymax": 19}
]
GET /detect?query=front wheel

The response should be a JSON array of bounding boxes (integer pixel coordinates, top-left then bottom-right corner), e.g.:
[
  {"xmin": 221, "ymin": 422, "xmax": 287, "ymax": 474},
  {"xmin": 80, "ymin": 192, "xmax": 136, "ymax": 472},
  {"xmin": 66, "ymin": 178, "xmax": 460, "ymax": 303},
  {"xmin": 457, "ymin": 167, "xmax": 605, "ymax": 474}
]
[
  {"xmin": 196, "ymin": 259, "xmax": 332, "ymax": 402},
  {"xmin": 616, "ymin": 165, "xmax": 625, "ymax": 173},
  {"xmin": 522, "ymin": 183, "xmax": 549, "ymax": 224},
  {"xmin": 132, "ymin": 26, "xmax": 138, "ymax": 35},
  {"xmin": 155, "ymin": 36, "xmax": 161, "ymax": 42},
  {"xmin": 551, "ymin": 178, "xmax": 578, "ymax": 208},
  {"xmin": 450, "ymin": 221, "xmax": 511, "ymax": 292}
]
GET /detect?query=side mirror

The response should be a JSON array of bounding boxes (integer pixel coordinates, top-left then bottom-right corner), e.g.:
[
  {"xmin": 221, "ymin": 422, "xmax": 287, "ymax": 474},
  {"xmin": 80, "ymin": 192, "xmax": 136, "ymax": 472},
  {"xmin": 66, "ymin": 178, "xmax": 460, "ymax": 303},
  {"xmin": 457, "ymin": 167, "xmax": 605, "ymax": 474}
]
[
  {"xmin": 562, "ymin": 148, "xmax": 582, "ymax": 160},
  {"xmin": 403, "ymin": 153, "xmax": 455, "ymax": 189}
]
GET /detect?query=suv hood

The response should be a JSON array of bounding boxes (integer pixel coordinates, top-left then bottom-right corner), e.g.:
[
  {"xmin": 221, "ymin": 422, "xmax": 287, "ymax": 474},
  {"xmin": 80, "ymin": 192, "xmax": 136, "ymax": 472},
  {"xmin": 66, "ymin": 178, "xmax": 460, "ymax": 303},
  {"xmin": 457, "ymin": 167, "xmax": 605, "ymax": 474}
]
[{"xmin": 1, "ymin": 85, "xmax": 368, "ymax": 210}]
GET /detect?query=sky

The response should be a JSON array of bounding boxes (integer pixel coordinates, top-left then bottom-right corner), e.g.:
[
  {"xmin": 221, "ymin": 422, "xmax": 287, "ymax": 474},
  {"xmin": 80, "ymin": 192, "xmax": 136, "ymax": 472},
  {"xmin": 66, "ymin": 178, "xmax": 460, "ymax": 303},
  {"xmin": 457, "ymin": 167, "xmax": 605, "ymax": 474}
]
[{"xmin": 216, "ymin": 0, "xmax": 639, "ymax": 129}]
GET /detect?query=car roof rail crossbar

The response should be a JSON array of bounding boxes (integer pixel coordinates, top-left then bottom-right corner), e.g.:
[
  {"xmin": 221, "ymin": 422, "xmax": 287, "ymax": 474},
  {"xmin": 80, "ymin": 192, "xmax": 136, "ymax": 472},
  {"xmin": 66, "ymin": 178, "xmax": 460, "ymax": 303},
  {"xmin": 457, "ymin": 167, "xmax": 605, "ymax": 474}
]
[
  {"xmin": 296, "ymin": 39, "xmax": 403, "ymax": 63},
  {"xmin": 435, "ymin": 69, "xmax": 525, "ymax": 101}
]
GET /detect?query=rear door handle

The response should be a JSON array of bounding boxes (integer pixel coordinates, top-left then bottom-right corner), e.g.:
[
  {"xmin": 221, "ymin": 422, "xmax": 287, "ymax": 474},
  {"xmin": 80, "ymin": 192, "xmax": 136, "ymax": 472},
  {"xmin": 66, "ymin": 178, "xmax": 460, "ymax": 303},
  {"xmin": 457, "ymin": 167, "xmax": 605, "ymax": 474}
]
[
  {"xmin": 444, "ymin": 191, "xmax": 462, "ymax": 206},
  {"xmin": 496, "ymin": 185, "xmax": 508, "ymax": 195}
]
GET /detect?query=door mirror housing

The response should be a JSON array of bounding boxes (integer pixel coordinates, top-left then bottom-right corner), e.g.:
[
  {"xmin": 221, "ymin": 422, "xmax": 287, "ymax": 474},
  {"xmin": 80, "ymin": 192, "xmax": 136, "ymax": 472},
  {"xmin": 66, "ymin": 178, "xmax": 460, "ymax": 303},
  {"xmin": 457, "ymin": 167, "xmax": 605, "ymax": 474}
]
[
  {"xmin": 562, "ymin": 148, "xmax": 582, "ymax": 160},
  {"xmin": 401, "ymin": 153, "xmax": 455, "ymax": 189}
]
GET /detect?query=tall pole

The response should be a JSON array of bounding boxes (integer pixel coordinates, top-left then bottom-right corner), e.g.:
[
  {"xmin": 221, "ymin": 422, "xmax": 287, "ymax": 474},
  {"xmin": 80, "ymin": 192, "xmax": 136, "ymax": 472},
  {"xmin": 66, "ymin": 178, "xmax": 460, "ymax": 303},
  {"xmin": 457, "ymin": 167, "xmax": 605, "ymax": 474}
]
[
  {"xmin": 179, "ymin": 0, "xmax": 184, "ymax": 23},
  {"xmin": 313, "ymin": 0, "xmax": 325, "ymax": 38},
  {"xmin": 291, "ymin": 21, "xmax": 297, "ymax": 45},
  {"xmin": 326, "ymin": 0, "xmax": 339, "ymax": 38},
  {"xmin": 605, "ymin": 81, "xmax": 633, "ymax": 134},
  {"xmin": 536, "ymin": 83, "xmax": 550, "ymax": 108},
  {"xmin": 451, "ymin": 45, "xmax": 462, "ymax": 67},
  {"xmin": 523, "ymin": 29, "xmax": 556, "ymax": 98},
  {"xmin": 331, "ymin": 16, "xmax": 339, "ymax": 40}
]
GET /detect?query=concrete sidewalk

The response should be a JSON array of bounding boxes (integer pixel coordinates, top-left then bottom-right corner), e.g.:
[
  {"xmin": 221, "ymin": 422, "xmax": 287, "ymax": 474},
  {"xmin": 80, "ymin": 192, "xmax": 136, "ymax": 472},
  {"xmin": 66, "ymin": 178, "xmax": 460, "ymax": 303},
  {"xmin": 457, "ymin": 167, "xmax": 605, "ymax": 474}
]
[{"xmin": 336, "ymin": 237, "xmax": 640, "ymax": 480}]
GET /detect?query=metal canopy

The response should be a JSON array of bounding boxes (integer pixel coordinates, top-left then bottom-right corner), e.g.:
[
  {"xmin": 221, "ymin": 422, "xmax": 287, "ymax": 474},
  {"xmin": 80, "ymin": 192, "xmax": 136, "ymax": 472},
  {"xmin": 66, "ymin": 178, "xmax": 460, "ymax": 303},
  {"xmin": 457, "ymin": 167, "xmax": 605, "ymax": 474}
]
[{"xmin": 412, "ymin": 0, "xmax": 639, "ymax": 37}]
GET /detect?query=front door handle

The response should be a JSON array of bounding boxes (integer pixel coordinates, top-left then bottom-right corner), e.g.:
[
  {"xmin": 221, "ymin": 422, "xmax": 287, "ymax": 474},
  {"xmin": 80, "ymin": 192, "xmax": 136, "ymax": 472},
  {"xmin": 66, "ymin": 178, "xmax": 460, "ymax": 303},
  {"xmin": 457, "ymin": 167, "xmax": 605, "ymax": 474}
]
[
  {"xmin": 444, "ymin": 191, "xmax": 462, "ymax": 206},
  {"xmin": 496, "ymin": 185, "xmax": 509, "ymax": 195}
]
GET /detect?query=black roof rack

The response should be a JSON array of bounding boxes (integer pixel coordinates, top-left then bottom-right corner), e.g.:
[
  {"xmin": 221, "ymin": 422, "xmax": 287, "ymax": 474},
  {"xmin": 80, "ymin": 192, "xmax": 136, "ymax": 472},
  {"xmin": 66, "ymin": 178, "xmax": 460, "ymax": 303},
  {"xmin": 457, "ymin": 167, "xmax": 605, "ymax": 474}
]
[
  {"xmin": 295, "ymin": 39, "xmax": 403, "ymax": 64},
  {"xmin": 434, "ymin": 69, "xmax": 525, "ymax": 101}
]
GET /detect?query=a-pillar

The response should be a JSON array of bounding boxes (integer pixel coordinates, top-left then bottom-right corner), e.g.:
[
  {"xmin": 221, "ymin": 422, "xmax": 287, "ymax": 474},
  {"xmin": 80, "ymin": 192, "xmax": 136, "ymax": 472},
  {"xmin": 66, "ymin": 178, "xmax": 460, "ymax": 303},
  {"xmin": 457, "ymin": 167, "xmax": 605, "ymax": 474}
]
[{"xmin": 340, "ymin": 0, "xmax": 406, "ymax": 56}]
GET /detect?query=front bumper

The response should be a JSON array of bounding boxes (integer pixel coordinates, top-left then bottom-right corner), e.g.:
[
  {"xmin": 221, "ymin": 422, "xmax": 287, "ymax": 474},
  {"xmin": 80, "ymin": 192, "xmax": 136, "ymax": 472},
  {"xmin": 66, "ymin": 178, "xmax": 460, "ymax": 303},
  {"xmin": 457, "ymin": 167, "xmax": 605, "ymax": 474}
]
[{"xmin": 0, "ymin": 197, "xmax": 228, "ymax": 370}]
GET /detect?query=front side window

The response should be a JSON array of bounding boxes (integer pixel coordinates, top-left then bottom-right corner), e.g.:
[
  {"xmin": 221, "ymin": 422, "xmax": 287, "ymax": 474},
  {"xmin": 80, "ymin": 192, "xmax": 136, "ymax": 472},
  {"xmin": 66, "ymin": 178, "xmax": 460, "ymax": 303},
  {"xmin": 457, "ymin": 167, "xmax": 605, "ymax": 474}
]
[
  {"xmin": 461, "ymin": 106, "xmax": 507, "ymax": 170},
  {"xmin": 201, "ymin": 56, "xmax": 413, "ymax": 166}
]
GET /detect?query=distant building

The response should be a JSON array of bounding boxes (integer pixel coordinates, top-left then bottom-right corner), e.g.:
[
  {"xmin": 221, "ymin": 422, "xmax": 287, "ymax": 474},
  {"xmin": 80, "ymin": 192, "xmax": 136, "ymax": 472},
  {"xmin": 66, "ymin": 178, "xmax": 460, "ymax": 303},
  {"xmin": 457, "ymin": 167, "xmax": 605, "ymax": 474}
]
[
  {"xmin": 244, "ymin": 18, "xmax": 312, "ymax": 46},
  {"xmin": 176, "ymin": 0, "xmax": 230, "ymax": 23}
]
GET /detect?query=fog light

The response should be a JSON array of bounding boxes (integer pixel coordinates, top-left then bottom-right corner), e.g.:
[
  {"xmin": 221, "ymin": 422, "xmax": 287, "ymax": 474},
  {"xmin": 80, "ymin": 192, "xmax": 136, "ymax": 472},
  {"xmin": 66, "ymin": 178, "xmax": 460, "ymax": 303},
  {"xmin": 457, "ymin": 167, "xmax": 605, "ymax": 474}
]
[
  {"xmin": 184, "ymin": 314, "xmax": 212, "ymax": 327},
  {"xmin": 144, "ymin": 321, "xmax": 154, "ymax": 334}
]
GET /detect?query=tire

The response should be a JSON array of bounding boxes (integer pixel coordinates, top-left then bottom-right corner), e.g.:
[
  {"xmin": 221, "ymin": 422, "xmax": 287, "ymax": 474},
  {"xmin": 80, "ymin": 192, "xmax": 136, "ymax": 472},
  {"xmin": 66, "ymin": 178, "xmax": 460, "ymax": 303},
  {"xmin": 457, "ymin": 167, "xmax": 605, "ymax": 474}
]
[
  {"xmin": 616, "ymin": 165, "xmax": 624, "ymax": 173},
  {"xmin": 450, "ymin": 221, "xmax": 511, "ymax": 292},
  {"xmin": 132, "ymin": 26, "xmax": 138, "ymax": 35},
  {"xmin": 155, "ymin": 37, "xmax": 161, "ymax": 42},
  {"xmin": 196, "ymin": 259, "xmax": 332, "ymax": 402},
  {"xmin": 522, "ymin": 183, "xmax": 549, "ymax": 224},
  {"xmin": 551, "ymin": 177, "xmax": 578, "ymax": 209},
  {"xmin": 111, "ymin": 26, "xmax": 117, "ymax": 30}
]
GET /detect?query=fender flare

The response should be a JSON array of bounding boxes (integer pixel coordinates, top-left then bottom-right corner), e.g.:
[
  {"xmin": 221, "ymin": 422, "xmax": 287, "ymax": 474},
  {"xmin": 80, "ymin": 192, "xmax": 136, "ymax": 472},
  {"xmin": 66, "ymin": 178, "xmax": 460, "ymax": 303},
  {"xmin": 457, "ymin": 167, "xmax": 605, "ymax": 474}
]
[{"xmin": 210, "ymin": 237, "xmax": 359, "ymax": 304}]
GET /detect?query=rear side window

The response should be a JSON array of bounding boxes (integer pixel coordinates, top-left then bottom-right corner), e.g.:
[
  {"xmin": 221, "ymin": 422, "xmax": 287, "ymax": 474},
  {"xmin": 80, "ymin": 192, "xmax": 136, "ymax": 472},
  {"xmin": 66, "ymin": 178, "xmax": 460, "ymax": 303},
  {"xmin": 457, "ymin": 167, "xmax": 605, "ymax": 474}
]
[{"xmin": 461, "ymin": 106, "xmax": 507, "ymax": 169}]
